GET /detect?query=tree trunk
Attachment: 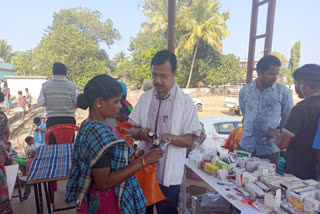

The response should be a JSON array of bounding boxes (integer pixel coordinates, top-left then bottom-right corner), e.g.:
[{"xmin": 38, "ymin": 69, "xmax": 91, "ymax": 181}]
[{"xmin": 186, "ymin": 40, "xmax": 199, "ymax": 88}]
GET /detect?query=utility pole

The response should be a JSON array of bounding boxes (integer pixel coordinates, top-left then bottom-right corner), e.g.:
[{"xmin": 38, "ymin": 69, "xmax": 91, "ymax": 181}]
[
  {"xmin": 246, "ymin": 0, "xmax": 277, "ymax": 84},
  {"xmin": 167, "ymin": 0, "xmax": 176, "ymax": 53}
]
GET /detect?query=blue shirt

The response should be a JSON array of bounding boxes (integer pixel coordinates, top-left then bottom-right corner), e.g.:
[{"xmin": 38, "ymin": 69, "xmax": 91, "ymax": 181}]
[
  {"xmin": 34, "ymin": 123, "xmax": 46, "ymax": 147},
  {"xmin": 239, "ymin": 80, "xmax": 293, "ymax": 155}
]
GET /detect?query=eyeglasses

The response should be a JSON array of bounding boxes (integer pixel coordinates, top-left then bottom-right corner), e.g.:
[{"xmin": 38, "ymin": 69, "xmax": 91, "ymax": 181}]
[{"xmin": 152, "ymin": 73, "xmax": 173, "ymax": 80}]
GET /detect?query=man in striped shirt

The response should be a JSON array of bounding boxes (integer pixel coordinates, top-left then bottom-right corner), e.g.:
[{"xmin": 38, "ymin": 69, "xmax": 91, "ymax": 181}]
[{"xmin": 37, "ymin": 62, "xmax": 78, "ymax": 144}]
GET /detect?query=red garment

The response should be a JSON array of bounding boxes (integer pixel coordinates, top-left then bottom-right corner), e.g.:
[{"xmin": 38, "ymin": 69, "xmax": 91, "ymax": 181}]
[
  {"xmin": 26, "ymin": 158, "xmax": 33, "ymax": 174},
  {"xmin": 224, "ymin": 127, "xmax": 243, "ymax": 152}
]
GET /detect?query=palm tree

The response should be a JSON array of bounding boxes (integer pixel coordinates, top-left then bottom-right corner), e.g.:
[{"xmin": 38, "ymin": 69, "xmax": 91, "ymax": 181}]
[
  {"xmin": 141, "ymin": 0, "xmax": 168, "ymax": 32},
  {"xmin": 113, "ymin": 51, "xmax": 129, "ymax": 65},
  {"xmin": 176, "ymin": 0, "xmax": 230, "ymax": 88},
  {"xmin": 0, "ymin": 40, "xmax": 13, "ymax": 62}
]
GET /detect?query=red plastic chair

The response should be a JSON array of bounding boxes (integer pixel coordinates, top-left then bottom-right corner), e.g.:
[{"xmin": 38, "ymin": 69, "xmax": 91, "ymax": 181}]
[{"xmin": 45, "ymin": 124, "xmax": 79, "ymax": 145}]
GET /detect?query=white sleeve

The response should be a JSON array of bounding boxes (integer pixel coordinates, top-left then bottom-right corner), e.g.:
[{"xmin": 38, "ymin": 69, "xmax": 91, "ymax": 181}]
[
  {"xmin": 73, "ymin": 87, "xmax": 78, "ymax": 108},
  {"xmin": 37, "ymin": 87, "xmax": 46, "ymax": 107},
  {"xmin": 128, "ymin": 95, "xmax": 144, "ymax": 127},
  {"xmin": 182, "ymin": 96, "xmax": 201, "ymax": 135}
]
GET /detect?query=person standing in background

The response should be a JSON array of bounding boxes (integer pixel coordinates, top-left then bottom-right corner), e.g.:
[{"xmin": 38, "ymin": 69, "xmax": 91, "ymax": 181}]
[
  {"xmin": 17, "ymin": 91, "xmax": 27, "ymax": 121},
  {"xmin": 238, "ymin": 55, "xmax": 293, "ymax": 165},
  {"xmin": 25, "ymin": 88, "xmax": 32, "ymax": 115},
  {"xmin": 37, "ymin": 62, "xmax": 78, "ymax": 144}
]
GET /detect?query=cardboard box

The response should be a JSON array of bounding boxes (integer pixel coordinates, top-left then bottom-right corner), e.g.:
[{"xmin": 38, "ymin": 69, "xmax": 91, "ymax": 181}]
[
  {"xmin": 264, "ymin": 188, "xmax": 281, "ymax": 209},
  {"xmin": 303, "ymin": 179, "xmax": 319, "ymax": 186},
  {"xmin": 292, "ymin": 187, "xmax": 320, "ymax": 201},
  {"xmin": 236, "ymin": 172, "xmax": 244, "ymax": 187},
  {"xmin": 243, "ymin": 172, "xmax": 257, "ymax": 184},
  {"xmin": 290, "ymin": 196, "xmax": 304, "ymax": 210},
  {"xmin": 261, "ymin": 175, "xmax": 281, "ymax": 185},
  {"xmin": 204, "ymin": 163, "xmax": 219, "ymax": 176},
  {"xmin": 304, "ymin": 197, "xmax": 320, "ymax": 212},
  {"xmin": 215, "ymin": 160, "xmax": 228, "ymax": 169},
  {"xmin": 255, "ymin": 181, "xmax": 270, "ymax": 192},
  {"xmin": 285, "ymin": 182, "xmax": 307, "ymax": 200},
  {"xmin": 245, "ymin": 182, "xmax": 265, "ymax": 198}
]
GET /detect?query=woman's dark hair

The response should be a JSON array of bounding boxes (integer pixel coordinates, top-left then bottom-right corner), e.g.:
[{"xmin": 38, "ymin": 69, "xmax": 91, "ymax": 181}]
[
  {"xmin": 77, "ymin": 74, "xmax": 122, "ymax": 110},
  {"xmin": 151, "ymin": 50, "xmax": 177, "ymax": 73},
  {"xmin": 18, "ymin": 91, "xmax": 22, "ymax": 95},
  {"xmin": 256, "ymin": 55, "xmax": 281, "ymax": 72},
  {"xmin": 25, "ymin": 136, "xmax": 34, "ymax": 144}
]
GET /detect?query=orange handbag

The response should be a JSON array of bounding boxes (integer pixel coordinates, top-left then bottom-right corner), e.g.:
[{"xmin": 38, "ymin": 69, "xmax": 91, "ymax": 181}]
[{"xmin": 132, "ymin": 156, "xmax": 166, "ymax": 206}]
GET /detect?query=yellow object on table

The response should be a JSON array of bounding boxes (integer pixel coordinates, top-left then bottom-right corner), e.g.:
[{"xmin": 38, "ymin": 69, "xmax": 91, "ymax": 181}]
[
  {"xmin": 204, "ymin": 163, "xmax": 219, "ymax": 176},
  {"xmin": 215, "ymin": 160, "xmax": 228, "ymax": 169},
  {"xmin": 290, "ymin": 197, "xmax": 304, "ymax": 210}
]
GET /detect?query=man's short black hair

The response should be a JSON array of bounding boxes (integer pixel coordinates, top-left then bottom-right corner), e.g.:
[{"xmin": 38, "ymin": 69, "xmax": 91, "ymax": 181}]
[
  {"xmin": 293, "ymin": 64, "xmax": 320, "ymax": 89},
  {"xmin": 151, "ymin": 50, "xmax": 177, "ymax": 73},
  {"xmin": 25, "ymin": 136, "xmax": 34, "ymax": 144},
  {"xmin": 256, "ymin": 55, "xmax": 281, "ymax": 72},
  {"xmin": 53, "ymin": 62, "xmax": 67, "ymax": 75},
  {"xmin": 33, "ymin": 117, "xmax": 41, "ymax": 124}
]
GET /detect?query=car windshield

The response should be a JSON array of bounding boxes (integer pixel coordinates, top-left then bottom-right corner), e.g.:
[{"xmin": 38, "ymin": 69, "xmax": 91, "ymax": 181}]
[{"xmin": 214, "ymin": 122, "xmax": 242, "ymax": 135}]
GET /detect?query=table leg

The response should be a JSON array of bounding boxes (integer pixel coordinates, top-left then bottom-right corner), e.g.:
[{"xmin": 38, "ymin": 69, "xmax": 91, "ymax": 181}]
[
  {"xmin": 34, "ymin": 184, "xmax": 40, "ymax": 214},
  {"xmin": 43, "ymin": 183, "xmax": 52, "ymax": 214},
  {"xmin": 182, "ymin": 165, "xmax": 187, "ymax": 214},
  {"xmin": 48, "ymin": 181, "xmax": 55, "ymax": 210},
  {"xmin": 38, "ymin": 183, "xmax": 44, "ymax": 213},
  {"xmin": 16, "ymin": 176, "xmax": 22, "ymax": 202}
]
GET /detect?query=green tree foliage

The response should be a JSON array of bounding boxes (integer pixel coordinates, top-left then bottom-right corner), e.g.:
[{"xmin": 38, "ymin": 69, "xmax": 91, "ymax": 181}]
[
  {"xmin": 271, "ymin": 51, "xmax": 290, "ymax": 84},
  {"xmin": 11, "ymin": 50, "xmax": 36, "ymax": 75},
  {"xmin": 176, "ymin": 0, "xmax": 230, "ymax": 88},
  {"xmin": 0, "ymin": 40, "xmax": 13, "ymax": 62},
  {"xmin": 271, "ymin": 51, "xmax": 288, "ymax": 67},
  {"xmin": 115, "ymin": 31, "xmax": 166, "ymax": 88},
  {"xmin": 123, "ymin": 0, "xmax": 231, "ymax": 88},
  {"xmin": 51, "ymin": 8, "xmax": 120, "ymax": 47},
  {"xmin": 14, "ymin": 8, "xmax": 119, "ymax": 85},
  {"xmin": 288, "ymin": 41, "xmax": 301, "ymax": 73},
  {"xmin": 199, "ymin": 54, "xmax": 244, "ymax": 86},
  {"xmin": 141, "ymin": 0, "xmax": 169, "ymax": 32}
]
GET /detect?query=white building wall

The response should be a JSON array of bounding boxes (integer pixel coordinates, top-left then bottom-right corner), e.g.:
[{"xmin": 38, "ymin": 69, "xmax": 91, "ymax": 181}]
[{"xmin": 5, "ymin": 76, "xmax": 48, "ymax": 99}]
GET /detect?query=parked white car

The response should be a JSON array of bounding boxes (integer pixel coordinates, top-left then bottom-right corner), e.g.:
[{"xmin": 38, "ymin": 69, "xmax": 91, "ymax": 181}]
[
  {"xmin": 193, "ymin": 98, "xmax": 204, "ymax": 112},
  {"xmin": 200, "ymin": 116, "xmax": 242, "ymax": 151}
]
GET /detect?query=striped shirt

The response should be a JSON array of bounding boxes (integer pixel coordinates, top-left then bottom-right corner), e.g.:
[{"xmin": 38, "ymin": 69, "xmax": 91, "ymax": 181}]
[{"xmin": 37, "ymin": 76, "xmax": 78, "ymax": 118}]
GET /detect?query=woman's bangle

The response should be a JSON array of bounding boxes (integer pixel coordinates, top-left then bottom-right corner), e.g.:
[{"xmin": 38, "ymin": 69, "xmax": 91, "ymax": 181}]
[{"xmin": 141, "ymin": 157, "xmax": 146, "ymax": 169}]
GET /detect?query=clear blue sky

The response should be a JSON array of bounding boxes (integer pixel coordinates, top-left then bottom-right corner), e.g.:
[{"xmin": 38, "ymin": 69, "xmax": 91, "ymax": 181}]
[{"xmin": 1, "ymin": 0, "xmax": 319, "ymax": 65}]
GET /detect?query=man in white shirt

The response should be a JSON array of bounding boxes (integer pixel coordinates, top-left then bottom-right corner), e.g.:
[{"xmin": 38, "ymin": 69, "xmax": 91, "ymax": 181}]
[{"xmin": 129, "ymin": 50, "xmax": 201, "ymax": 214}]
